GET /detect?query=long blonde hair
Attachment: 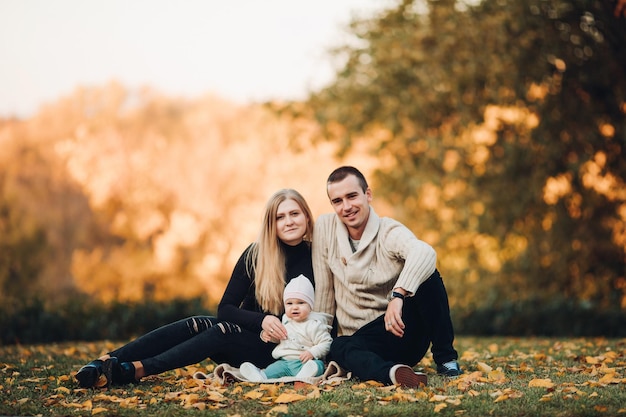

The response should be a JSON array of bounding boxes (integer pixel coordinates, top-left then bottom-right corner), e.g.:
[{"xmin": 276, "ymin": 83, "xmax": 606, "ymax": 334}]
[{"xmin": 246, "ymin": 189, "xmax": 314, "ymax": 315}]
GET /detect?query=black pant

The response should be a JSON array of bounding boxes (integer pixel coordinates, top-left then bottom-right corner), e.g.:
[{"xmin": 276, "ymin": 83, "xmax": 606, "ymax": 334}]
[
  {"xmin": 329, "ymin": 270, "xmax": 458, "ymax": 384},
  {"xmin": 107, "ymin": 316, "xmax": 276, "ymax": 377}
]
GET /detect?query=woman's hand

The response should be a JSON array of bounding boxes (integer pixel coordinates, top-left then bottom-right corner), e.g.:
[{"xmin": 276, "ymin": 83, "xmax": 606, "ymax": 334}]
[{"xmin": 262, "ymin": 315, "xmax": 287, "ymax": 341}]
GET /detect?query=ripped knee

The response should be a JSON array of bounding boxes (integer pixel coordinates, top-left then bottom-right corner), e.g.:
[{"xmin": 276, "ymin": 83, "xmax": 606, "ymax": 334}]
[
  {"xmin": 186, "ymin": 317, "xmax": 213, "ymax": 334},
  {"xmin": 216, "ymin": 322, "xmax": 242, "ymax": 334}
]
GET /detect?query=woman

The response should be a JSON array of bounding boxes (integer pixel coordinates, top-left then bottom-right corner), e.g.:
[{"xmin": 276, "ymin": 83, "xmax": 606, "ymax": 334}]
[{"xmin": 75, "ymin": 189, "xmax": 315, "ymax": 388}]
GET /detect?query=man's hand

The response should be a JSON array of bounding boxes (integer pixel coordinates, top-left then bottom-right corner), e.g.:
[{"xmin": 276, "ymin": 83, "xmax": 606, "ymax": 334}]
[{"xmin": 385, "ymin": 297, "xmax": 405, "ymax": 337}]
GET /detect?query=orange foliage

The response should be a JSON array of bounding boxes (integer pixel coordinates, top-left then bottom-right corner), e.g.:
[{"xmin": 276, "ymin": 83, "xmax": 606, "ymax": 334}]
[{"xmin": 0, "ymin": 83, "xmax": 375, "ymax": 307}]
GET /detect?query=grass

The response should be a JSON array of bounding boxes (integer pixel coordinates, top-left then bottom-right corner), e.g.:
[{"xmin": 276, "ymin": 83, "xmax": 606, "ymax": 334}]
[{"xmin": 1, "ymin": 336, "xmax": 624, "ymax": 416}]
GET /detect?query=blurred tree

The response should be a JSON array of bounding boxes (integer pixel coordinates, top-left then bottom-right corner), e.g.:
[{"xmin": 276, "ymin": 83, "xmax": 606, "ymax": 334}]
[
  {"xmin": 304, "ymin": 0, "xmax": 626, "ymax": 310},
  {"xmin": 0, "ymin": 81, "xmax": 348, "ymax": 308},
  {"xmin": 0, "ymin": 126, "xmax": 96, "ymax": 305},
  {"xmin": 0, "ymin": 177, "xmax": 46, "ymax": 303}
]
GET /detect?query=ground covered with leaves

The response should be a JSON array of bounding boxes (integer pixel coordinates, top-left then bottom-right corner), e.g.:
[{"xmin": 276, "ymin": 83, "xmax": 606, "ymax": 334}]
[{"xmin": 1, "ymin": 337, "xmax": 624, "ymax": 416}]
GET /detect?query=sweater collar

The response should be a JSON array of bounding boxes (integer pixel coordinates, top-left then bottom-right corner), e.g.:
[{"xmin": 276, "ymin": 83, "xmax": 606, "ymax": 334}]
[
  {"xmin": 334, "ymin": 207, "xmax": 380, "ymax": 258},
  {"xmin": 280, "ymin": 239, "xmax": 309, "ymax": 254}
]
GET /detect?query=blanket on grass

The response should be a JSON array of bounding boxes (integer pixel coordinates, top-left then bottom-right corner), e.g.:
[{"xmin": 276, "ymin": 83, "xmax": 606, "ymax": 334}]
[{"xmin": 193, "ymin": 360, "xmax": 351, "ymax": 386}]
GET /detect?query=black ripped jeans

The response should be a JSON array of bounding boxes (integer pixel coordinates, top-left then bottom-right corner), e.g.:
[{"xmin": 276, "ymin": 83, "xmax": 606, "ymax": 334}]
[
  {"xmin": 107, "ymin": 316, "xmax": 275, "ymax": 376},
  {"xmin": 329, "ymin": 270, "xmax": 458, "ymax": 384}
]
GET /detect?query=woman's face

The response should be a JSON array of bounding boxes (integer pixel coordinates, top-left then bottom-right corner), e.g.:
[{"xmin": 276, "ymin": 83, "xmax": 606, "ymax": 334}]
[{"xmin": 275, "ymin": 198, "xmax": 308, "ymax": 246}]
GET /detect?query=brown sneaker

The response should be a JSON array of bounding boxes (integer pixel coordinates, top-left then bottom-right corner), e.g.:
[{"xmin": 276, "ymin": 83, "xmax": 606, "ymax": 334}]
[{"xmin": 389, "ymin": 364, "xmax": 428, "ymax": 388}]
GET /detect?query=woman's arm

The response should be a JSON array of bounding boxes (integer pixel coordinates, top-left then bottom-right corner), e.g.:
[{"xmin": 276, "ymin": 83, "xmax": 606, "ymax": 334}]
[{"xmin": 217, "ymin": 244, "xmax": 267, "ymax": 332}]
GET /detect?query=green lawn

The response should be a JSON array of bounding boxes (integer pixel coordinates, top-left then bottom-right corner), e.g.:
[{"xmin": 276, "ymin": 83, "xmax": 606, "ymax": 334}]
[{"xmin": 1, "ymin": 337, "xmax": 624, "ymax": 416}]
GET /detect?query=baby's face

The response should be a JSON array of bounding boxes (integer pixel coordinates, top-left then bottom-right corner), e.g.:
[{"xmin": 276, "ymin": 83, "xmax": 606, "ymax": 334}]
[{"xmin": 284, "ymin": 298, "xmax": 312, "ymax": 322}]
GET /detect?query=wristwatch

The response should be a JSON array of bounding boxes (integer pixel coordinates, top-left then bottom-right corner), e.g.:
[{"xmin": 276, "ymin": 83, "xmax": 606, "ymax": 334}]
[{"xmin": 389, "ymin": 291, "xmax": 405, "ymax": 301}]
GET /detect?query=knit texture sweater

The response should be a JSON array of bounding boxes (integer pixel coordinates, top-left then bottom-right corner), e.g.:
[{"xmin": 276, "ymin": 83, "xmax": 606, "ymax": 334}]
[
  {"xmin": 271, "ymin": 312, "xmax": 333, "ymax": 361},
  {"xmin": 312, "ymin": 208, "xmax": 436, "ymax": 336}
]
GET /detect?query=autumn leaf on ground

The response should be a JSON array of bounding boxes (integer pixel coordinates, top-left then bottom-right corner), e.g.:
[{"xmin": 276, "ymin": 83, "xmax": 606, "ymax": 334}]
[
  {"xmin": 529, "ymin": 378, "xmax": 555, "ymax": 388},
  {"xmin": 434, "ymin": 402, "xmax": 447, "ymax": 412},
  {"xmin": 274, "ymin": 392, "xmax": 307, "ymax": 403},
  {"xmin": 266, "ymin": 404, "xmax": 289, "ymax": 416},
  {"xmin": 487, "ymin": 367, "xmax": 507, "ymax": 383},
  {"xmin": 477, "ymin": 362, "xmax": 492, "ymax": 373},
  {"xmin": 491, "ymin": 388, "xmax": 524, "ymax": 402}
]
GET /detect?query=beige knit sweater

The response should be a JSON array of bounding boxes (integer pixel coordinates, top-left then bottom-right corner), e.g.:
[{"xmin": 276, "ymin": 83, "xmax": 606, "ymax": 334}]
[{"xmin": 312, "ymin": 208, "xmax": 437, "ymax": 336}]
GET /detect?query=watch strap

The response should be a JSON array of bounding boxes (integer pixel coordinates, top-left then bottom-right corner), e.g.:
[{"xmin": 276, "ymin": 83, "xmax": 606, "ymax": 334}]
[{"xmin": 391, "ymin": 291, "xmax": 405, "ymax": 300}]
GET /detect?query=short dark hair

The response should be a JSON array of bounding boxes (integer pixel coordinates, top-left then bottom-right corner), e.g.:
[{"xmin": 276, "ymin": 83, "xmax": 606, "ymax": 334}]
[{"xmin": 327, "ymin": 166, "xmax": 369, "ymax": 192}]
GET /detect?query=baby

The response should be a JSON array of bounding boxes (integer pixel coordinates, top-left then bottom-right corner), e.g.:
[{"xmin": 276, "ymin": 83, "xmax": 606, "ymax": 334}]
[{"xmin": 240, "ymin": 274, "xmax": 332, "ymax": 381}]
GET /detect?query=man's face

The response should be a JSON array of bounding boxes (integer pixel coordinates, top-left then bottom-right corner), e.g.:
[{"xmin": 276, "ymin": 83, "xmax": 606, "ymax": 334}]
[{"xmin": 327, "ymin": 174, "xmax": 372, "ymax": 238}]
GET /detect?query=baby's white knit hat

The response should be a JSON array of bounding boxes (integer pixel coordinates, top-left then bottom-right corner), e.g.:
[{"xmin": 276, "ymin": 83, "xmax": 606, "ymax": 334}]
[{"xmin": 283, "ymin": 274, "xmax": 315, "ymax": 308}]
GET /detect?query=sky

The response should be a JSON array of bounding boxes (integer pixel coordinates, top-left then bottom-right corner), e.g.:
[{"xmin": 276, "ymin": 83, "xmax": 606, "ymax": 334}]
[{"xmin": 0, "ymin": 0, "xmax": 391, "ymax": 118}]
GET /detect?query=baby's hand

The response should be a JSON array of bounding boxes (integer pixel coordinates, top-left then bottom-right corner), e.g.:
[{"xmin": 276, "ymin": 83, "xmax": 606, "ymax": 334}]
[{"xmin": 299, "ymin": 351, "xmax": 314, "ymax": 362}]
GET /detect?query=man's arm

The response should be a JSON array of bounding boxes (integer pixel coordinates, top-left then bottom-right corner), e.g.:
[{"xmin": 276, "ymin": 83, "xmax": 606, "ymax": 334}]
[
  {"xmin": 312, "ymin": 215, "xmax": 336, "ymax": 323},
  {"xmin": 383, "ymin": 220, "xmax": 437, "ymax": 295}
]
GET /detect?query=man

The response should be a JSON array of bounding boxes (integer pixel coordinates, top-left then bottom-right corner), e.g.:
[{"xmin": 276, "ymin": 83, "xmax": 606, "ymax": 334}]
[{"xmin": 312, "ymin": 166, "xmax": 462, "ymax": 388}]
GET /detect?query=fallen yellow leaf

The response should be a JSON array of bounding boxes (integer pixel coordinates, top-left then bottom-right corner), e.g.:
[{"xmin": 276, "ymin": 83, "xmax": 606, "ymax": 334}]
[
  {"xmin": 494, "ymin": 394, "xmax": 509, "ymax": 403},
  {"xmin": 430, "ymin": 394, "xmax": 448, "ymax": 402},
  {"xmin": 274, "ymin": 393, "xmax": 307, "ymax": 403},
  {"xmin": 488, "ymin": 368, "xmax": 507, "ymax": 383},
  {"xmin": 206, "ymin": 391, "xmax": 226, "ymax": 402},
  {"xmin": 82, "ymin": 399, "xmax": 93, "ymax": 410},
  {"xmin": 477, "ymin": 362, "xmax": 492, "ymax": 373},
  {"xmin": 187, "ymin": 402, "xmax": 206, "ymax": 410},
  {"xmin": 266, "ymin": 404, "xmax": 288, "ymax": 416},
  {"xmin": 540, "ymin": 393, "xmax": 553, "ymax": 402},
  {"xmin": 244, "ymin": 390, "xmax": 264, "ymax": 399},
  {"xmin": 446, "ymin": 398, "xmax": 462, "ymax": 406},
  {"xmin": 306, "ymin": 388, "xmax": 321, "ymax": 399},
  {"xmin": 528, "ymin": 378, "xmax": 554, "ymax": 388},
  {"xmin": 460, "ymin": 351, "xmax": 480, "ymax": 361},
  {"xmin": 434, "ymin": 402, "xmax": 447, "ymax": 412},
  {"xmin": 599, "ymin": 373, "xmax": 620, "ymax": 384}
]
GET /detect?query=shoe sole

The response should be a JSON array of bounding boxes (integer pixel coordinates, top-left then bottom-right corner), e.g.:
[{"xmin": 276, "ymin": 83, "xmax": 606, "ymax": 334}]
[
  {"xmin": 75, "ymin": 366, "xmax": 98, "ymax": 388},
  {"xmin": 438, "ymin": 371, "xmax": 462, "ymax": 377},
  {"xmin": 102, "ymin": 358, "xmax": 115, "ymax": 388},
  {"xmin": 394, "ymin": 367, "xmax": 428, "ymax": 388}
]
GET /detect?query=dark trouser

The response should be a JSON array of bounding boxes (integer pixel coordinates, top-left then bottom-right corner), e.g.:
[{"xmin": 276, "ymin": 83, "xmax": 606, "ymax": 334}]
[
  {"xmin": 329, "ymin": 270, "xmax": 458, "ymax": 384},
  {"xmin": 107, "ymin": 316, "xmax": 275, "ymax": 377}
]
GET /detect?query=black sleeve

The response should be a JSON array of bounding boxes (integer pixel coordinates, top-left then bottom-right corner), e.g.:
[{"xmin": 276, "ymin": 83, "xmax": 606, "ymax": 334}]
[{"xmin": 217, "ymin": 244, "xmax": 268, "ymax": 332}]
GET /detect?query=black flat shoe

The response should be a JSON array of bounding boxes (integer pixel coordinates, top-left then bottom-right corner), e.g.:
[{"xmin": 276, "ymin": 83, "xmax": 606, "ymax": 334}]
[
  {"xmin": 75, "ymin": 359, "xmax": 104, "ymax": 388},
  {"xmin": 103, "ymin": 357, "xmax": 137, "ymax": 386}
]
